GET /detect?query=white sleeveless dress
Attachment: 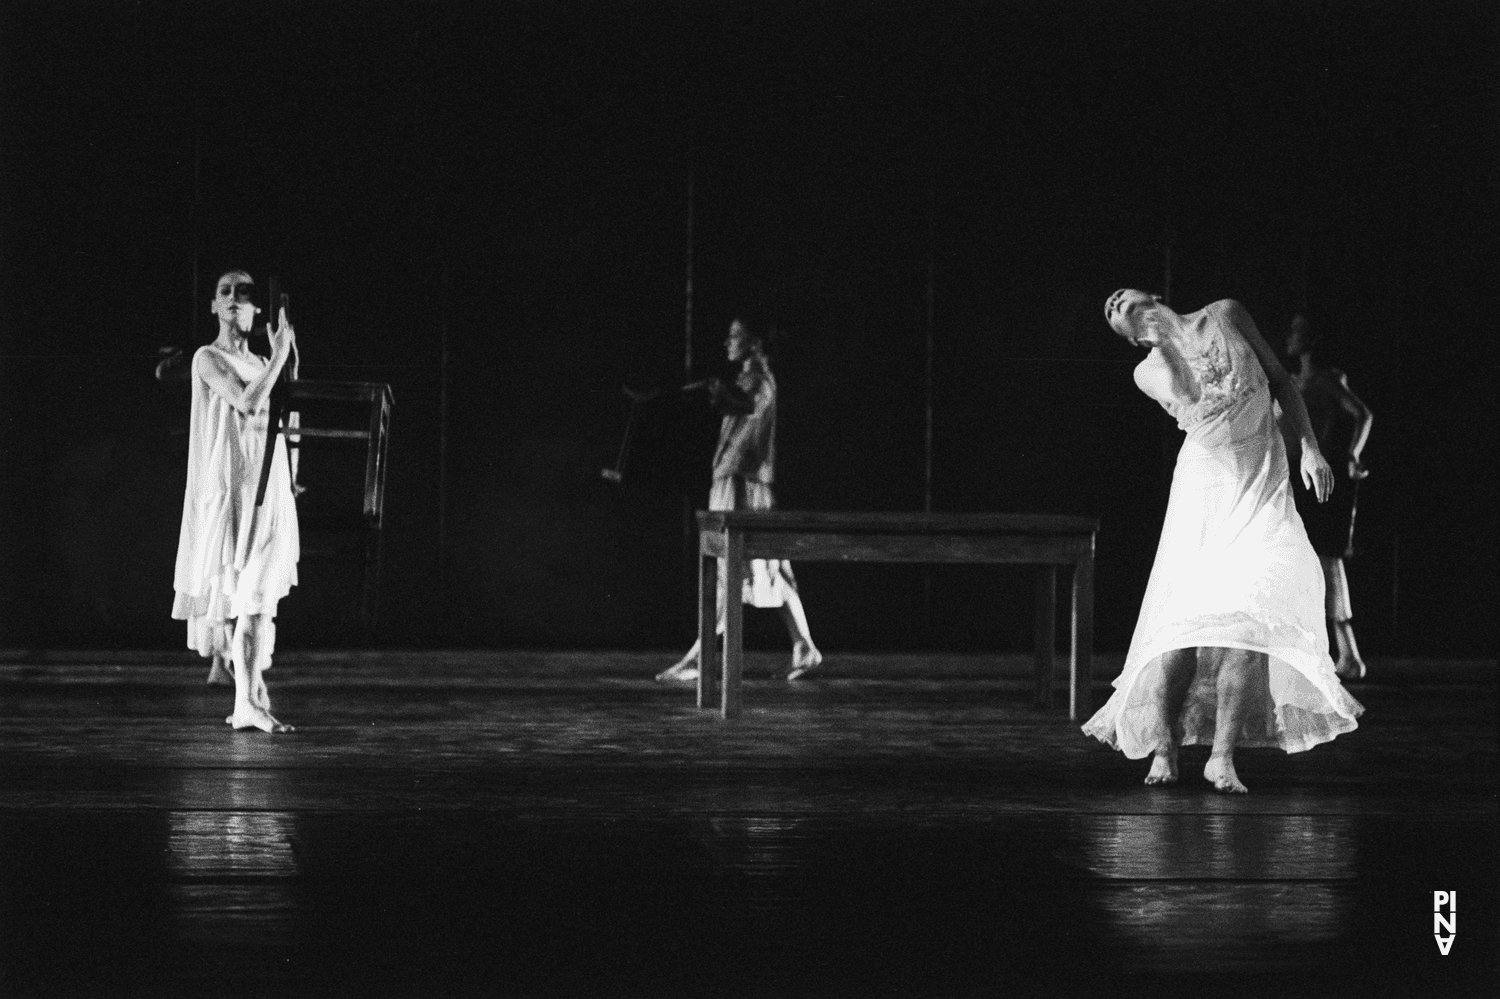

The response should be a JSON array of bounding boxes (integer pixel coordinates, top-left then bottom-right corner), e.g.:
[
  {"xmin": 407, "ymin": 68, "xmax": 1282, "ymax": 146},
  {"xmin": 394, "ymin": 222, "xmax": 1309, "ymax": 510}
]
[
  {"xmin": 1083, "ymin": 302, "xmax": 1363, "ymax": 757},
  {"xmin": 171, "ymin": 345, "xmax": 299, "ymax": 657}
]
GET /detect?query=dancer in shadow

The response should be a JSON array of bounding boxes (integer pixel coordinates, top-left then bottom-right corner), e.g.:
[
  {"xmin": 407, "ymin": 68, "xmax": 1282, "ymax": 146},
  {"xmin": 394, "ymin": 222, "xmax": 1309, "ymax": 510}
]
[
  {"xmin": 1083, "ymin": 291, "xmax": 1362, "ymax": 792},
  {"xmin": 171, "ymin": 270, "xmax": 298, "ymax": 732},
  {"xmin": 657, "ymin": 316, "xmax": 822, "ymax": 683},
  {"xmin": 1286, "ymin": 312, "xmax": 1374, "ymax": 680}
]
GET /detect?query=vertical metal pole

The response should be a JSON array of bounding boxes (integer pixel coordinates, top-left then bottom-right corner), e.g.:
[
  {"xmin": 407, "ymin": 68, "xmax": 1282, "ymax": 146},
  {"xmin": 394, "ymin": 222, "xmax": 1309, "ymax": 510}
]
[
  {"xmin": 682, "ymin": 161, "xmax": 697, "ymax": 642},
  {"xmin": 922, "ymin": 181, "xmax": 935, "ymax": 636},
  {"xmin": 189, "ymin": 15, "xmax": 201, "ymax": 341},
  {"xmin": 191, "ymin": 135, "xmax": 200, "ymax": 339},
  {"xmin": 924, "ymin": 183, "xmax": 935, "ymax": 514},
  {"xmin": 438, "ymin": 264, "xmax": 450, "ymax": 611},
  {"xmin": 685, "ymin": 163, "xmax": 695, "ymax": 380}
]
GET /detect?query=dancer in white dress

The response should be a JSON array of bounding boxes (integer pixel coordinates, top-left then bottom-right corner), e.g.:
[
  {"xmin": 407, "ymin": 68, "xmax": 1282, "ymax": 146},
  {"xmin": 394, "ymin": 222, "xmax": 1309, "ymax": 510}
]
[
  {"xmin": 172, "ymin": 270, "xmax": 299, "ymax": 733},
  {"xmin": 1082, "ymin": 290, "xmax": 1363, "ymax": 792},
  {"xmin": 657, "ymin": 316, "xmax": 822, "ymax": 683}
]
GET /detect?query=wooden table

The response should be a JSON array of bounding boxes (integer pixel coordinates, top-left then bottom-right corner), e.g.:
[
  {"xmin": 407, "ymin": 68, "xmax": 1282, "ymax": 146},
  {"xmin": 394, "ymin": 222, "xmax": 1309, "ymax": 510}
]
[{"xmin": 694, "ymin": 511, "xmax": 1098, "ymax": 720}]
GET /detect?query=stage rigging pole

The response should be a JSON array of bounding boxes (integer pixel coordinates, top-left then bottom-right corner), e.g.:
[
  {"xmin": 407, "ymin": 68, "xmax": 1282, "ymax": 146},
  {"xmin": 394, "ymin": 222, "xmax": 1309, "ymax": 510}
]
[
  {"xmin": 685, "ymin": 163, "xmax": 695, "ymax": 380},
  {"xmin": 682, "ymin": 160, "xmax": 697, "ymax": 639},
  {"xmin": 922, "ymin": 180, "xmax": 936, "ymax": 635},
  {"xmin": 189, "ymin": 14, "xmax": 201, "ymax": 344},
  {"xmin": 924, "ymin": 183, "xmax": 935, "ymax": 515}
]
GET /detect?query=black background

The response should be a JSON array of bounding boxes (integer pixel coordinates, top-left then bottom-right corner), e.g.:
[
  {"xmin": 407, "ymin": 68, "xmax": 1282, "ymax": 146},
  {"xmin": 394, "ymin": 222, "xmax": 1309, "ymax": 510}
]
[{"xmin": 1, "ymin": 0, "xmax": 1493, "ymax": 655}]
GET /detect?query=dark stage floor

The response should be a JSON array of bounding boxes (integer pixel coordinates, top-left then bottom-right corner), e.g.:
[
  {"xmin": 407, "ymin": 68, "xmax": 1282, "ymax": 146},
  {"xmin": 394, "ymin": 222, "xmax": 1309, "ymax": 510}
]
[{"xmin": 0, "ymin": 651, "xmax": 1495, "ymax": 998}]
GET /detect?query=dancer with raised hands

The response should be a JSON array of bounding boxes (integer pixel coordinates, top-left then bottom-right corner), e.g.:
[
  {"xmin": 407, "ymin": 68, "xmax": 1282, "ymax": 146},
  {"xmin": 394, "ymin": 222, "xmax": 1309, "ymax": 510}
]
[
  {"xmin": 172, "ymin": 270, "xmax": 299, "ymax": 733},
  {"xmin": 1083, "ymin": 290, "xmax": 1362, "ymax": 792}
]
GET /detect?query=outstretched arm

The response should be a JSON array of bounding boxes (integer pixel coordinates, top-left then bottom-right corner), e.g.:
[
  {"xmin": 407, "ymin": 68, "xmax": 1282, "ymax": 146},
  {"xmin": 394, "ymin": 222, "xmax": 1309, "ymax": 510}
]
[
  {"xmin": 1227, "ymin": 300, "xmax": 1334, "ymax": 502},
  {"xmin": 707, "ymin": 375, "xmax": 759, "ymax": 416}
]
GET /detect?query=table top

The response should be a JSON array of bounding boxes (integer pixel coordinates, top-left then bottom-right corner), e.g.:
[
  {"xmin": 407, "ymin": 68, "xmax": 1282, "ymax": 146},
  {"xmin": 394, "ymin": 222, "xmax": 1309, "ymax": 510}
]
[
  {"xmin": 289, "ymin": 379, "xmax": 395, "ymax": 406},
  {"xmin": 697, "ymin": 510, "xmax": 1098, "ymax": 534}
]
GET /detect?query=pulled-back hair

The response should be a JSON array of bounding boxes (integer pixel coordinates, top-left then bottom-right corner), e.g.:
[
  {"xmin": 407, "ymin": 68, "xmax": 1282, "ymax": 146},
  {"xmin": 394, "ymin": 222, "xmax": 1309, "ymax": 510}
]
[{"xmin": 732, "ymin": 310, "xmax": 779, "ymax": 357}]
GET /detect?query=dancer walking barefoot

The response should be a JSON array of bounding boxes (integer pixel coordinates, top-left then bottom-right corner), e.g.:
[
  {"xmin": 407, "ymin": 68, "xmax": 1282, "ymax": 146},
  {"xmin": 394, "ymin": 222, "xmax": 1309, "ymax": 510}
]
[
  {"xmin": 1083, "ymin": 291, "xmax": 1362, "ymax": 792},
  {"xmin": 657, "ymin": 315, "xmax": 822, "ymax": 684}
]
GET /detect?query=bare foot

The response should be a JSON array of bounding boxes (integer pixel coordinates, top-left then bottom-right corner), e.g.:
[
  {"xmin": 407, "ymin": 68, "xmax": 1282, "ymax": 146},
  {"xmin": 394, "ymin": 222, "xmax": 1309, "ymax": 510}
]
[
  {"xmin": 656, "ymin": 650, "xmax": 699, "ymax": 683},
  {"xmin": 1204, "ymin": 754, "xmax": 1248, "ymax": 794},
  {"xmin": 1145, "ymin": 747, "xmax": 1178, "ymax": 785},
  {"xmin": 249, "ymin": 673, "xmax": 273, "ymax": 712},
  {"xmin": 205, "ymin": 657, "xmax": 234, "ymax": 687},
  {"xmin": 786, "ymin": 641, "xmax": 823, "ymax": 681},
  {"xmin": 227, "ymin": 703, "xmax": 294, "ymax": 733}
]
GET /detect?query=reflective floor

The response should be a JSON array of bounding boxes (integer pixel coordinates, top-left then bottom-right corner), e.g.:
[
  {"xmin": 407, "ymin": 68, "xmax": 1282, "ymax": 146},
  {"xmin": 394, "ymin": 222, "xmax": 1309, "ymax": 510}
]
[{"xmin": 1, "ymin": 653, "xmax": 1495, "ymax": 998}]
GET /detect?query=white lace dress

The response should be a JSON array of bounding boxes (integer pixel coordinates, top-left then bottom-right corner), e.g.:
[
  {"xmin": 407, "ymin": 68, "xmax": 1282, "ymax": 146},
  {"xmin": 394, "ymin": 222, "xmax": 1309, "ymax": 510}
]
[
  {"xmin": 1083, "ymin": 301, "xmax": 1363, "ymax": 757},
  {"xmin": 171, "ymin": 345, "xmax": 300, "ymax": 657}
]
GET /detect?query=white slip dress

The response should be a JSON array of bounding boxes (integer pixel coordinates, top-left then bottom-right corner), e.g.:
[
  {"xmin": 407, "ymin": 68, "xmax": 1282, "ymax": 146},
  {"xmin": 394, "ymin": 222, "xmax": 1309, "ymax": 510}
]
[
  {"xmin": 708, "ymin": 476, "xmax": 797, "ymax": 609},
  {"xmin": 1083, "ymin": 302, "xmax": 1363, "ymax": 757},
  {"xmin": 171, "ymin": 345, "xmax": 299, "ymax": 658}
]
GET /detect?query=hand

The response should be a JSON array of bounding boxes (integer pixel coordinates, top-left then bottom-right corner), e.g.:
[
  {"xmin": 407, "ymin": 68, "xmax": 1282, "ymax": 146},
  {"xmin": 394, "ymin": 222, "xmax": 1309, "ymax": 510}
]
[
  {"xmin": 1348, "ymin": 458, "xmax": 1370, "ymax": 481},
  {"xmin": 1301, "ymin": 445, "xmax": 1334, "ymax": 503},
  {"xmin": 267, "ymin": 307, "xmax": 296, "ymax": 357}
]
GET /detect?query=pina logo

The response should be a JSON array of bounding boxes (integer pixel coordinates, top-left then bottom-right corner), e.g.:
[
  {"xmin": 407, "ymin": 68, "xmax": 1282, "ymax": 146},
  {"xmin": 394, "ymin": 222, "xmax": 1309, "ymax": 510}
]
[{"xmin": 1433, "ymin": 891, "xmax": 1457, "ymax": 955}]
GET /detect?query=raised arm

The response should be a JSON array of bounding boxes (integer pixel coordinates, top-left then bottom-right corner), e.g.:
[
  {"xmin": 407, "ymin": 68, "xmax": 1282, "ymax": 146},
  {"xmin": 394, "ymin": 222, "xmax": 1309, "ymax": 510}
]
[
  {"xmin": 196, "ymin": 310, "xmax": 295, "ymax": 416},
  {"xmin": 1227, "ymin": 300, "xmax": 1334, "ymax": 502}
]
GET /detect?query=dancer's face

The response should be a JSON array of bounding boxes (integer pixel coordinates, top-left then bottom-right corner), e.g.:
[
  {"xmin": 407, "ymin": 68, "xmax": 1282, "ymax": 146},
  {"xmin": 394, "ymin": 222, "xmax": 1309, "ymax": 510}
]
[
  {"xmin": 1105, "ymin": 289, "xmax": 1164, "ymax": 346},
  {"xmin": 725, "ymin": 320, "xmax": 755, "ymax": 362},
  {"xmin": 211, "ymin": 271, "xmax": 259, "ymax": 334}
]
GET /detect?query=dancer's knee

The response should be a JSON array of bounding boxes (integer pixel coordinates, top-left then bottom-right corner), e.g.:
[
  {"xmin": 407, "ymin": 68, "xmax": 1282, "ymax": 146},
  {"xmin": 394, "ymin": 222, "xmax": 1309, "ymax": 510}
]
[{"xmin": 1214, "ymin": 648, "xmax": 1266, "ymax": 694}]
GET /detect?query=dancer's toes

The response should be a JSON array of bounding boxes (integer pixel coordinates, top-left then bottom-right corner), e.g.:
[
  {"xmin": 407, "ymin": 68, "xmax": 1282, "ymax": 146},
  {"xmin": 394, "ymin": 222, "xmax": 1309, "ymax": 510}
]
[
  {"xmin": 1204, "ymin": 755, "xmax": 1248, "ymax": 794},
  {"xmin": 227, "ymin": 704, "xmax": 294, "ymax": 734},
  {"xmin": 787, "ymin": 641, "xmax": 823, "ymax": 681},
  {"xmin": 1144, "ymin": 749, "xmax": 1178, "ymax": 785}
]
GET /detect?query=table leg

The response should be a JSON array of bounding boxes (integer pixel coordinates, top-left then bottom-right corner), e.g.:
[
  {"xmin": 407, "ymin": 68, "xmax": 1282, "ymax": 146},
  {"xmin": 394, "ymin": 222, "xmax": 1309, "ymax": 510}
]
[
  {"xmin": 697, "ymin": 548, "xmax": 719, "ymax": 710},
  {"xmin": 721, "ymin": 529, "xmax": 745, "ymax": 719},
  {"xmin": 1034, "ymin": 564, "xmax": 1056, "ymax": 709},
  {"xmin": 1070, "ymin": 549, "xmax": 1095, "ymax": 722}
]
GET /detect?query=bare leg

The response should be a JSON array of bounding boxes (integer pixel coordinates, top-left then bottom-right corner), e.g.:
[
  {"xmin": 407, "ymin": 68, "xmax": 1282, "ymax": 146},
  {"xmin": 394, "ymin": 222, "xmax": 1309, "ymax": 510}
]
[
  {"xmin": 1203, "ymin": 647, "xmax": 1265, "ymax": 793},
  {"xmin": 206, "ymin": 654, "xmax": 234, "ymax": 686},
  {"xmin": 226, "ymin": 614, "xmax": 292, "ymax": 733},
  {"xmin": 205, "ymin": 622, "xmax": 234, "ymax": 686},
  {"xmin": 1145, "ymin": 648, "xmax": 1197, "ymax": 785},
  {"xmin": 1332, "ymin": 619, "xmax": 1367, "ymax": 681},
  {"xmin": 1323, "ymin": 557, "xmax": 1366, "ymax": 680},
  {"xmin": 659, "ymin": 560, "xmax": 730, "ymax": 682},
  {"xmin": 657, "ymin": 637, "xmax": 702, "ymax": 682},
  {"xmin": 780, "ymin": 590, "xmax": 822, "ymax": 680}
]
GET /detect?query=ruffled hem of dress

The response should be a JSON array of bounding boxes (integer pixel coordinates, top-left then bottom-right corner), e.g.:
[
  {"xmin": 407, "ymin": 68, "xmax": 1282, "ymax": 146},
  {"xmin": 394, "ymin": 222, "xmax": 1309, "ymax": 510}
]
[
  {"xmin": 1081, "ymin": 617, "xmax": 1364, "ymax": 758},
  {"xmin": 172, "ymin": 567, "xmax": 296, "ymax": 660},
  {"xmin": 1084, "ymin": 696, "xmax": 1362, "ymax": 759}
]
